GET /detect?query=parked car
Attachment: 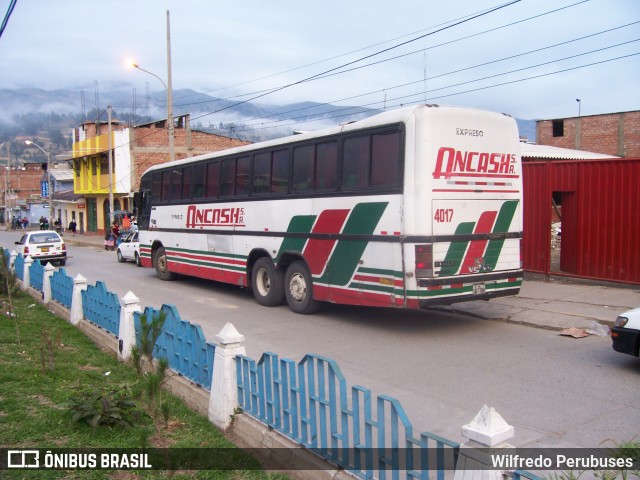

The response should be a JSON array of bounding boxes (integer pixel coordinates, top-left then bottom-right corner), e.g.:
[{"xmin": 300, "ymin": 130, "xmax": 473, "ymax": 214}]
[
  {"xmin": 611, "ymin": 307, "xmax": 640, "ymax": 357},
  {"xmin": 14, "ymin": 230, "xmax": 67, "ymax": 266},
  {"xmin": 116, "ymin": 231, "xmax": 141, "ymax": 266}
]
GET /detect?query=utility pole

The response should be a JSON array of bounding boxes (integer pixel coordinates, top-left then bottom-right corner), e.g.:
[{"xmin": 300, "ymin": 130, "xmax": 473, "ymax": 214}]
[
  {"xmin": 166, "ymin": 10, "xmax": 175, "ymax": 162},
  {"xmin": 108, "ymin": 105, "xmax": 114, "ymax": 226}
]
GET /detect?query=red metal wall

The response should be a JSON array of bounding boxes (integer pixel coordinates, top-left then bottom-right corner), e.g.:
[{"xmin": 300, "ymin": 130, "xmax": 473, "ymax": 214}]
[{"xmin": 523, "ymin": 159, "xmax": 640, "ymax": 284}]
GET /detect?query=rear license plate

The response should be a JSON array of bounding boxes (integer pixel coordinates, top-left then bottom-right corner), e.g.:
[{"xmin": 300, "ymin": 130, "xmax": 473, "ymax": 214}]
[
  {"xmin": 473, "ymin": 283, "xmax": 486, "ymax": 295},
  {"xmin": 40, "ymin": 247, "xmax": 50, "ymax": 253}
]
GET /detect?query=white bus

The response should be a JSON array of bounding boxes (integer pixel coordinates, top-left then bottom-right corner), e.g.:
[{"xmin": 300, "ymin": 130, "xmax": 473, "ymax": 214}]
[{"xmin": 135, "ymin": 104, "xmax": 523, "ymax": 314}]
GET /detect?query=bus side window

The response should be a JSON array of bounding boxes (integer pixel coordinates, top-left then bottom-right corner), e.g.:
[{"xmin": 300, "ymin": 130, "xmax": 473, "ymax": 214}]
[
  {"xmin": 161, "ymin": 171, "xmax": 171, "ymax": 201},
  {"xmin": 206, "ymin": 161, "xmax": 220, "ymax": 198},
  {"xmin": 293, "ymin": 145, "xmax": 314, "ymax": 192},
  {"xmin": 193, "ymin": 163, "xmax": 206, "ymax": 199},
  {"xmin": 220, "ymin": 158, "xmax": 236, "ymax": 197},
  {"xmin": 182, "ymin": 166, "xmax": 193, "ymax": 199},
  {"xmin": 151, "ymin": 172, "xmax": 162, "ymax": 202},
  {"xmin": 253, "ymin": 152, "xmax": 270, "ymax": 194},
  {"xmin": 236, "ymin": 156, "xmax": 250, "ymax": 196},
  {"xmin": 342, "ymin": 135, "xmax": 370, "ymax": 189},
  {"xmin": 316, "ymin": 141, "xmax": 338, "ymax": 191},
  {"xmin": 371, "ymin": 131, "xmax": 401, "ymax": 187},
  {"xmin": 271, "ymin": 150, "xmax": 289, "ymax": 194}
]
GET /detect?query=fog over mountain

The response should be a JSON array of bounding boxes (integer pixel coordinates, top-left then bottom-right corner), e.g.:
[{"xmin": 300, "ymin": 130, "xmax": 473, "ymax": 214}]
[{"xmin": 0, "ymin": 86, "xmax": 536, "ymax": 142}]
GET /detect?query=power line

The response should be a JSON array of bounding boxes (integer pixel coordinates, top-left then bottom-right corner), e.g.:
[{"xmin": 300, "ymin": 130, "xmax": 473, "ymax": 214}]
[{"xmin": 232, "ymin": 51, "xmax": 640, "ymax": 134}]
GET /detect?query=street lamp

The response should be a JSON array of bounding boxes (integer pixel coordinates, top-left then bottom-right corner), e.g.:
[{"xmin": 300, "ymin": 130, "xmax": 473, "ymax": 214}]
[
  {"xmin": 129, "ymin": 10, "xmax": 175, "ymax": 162},
  {"xmin": 25, "ymin": 140, "xmax": 54, "ymax": 222}
]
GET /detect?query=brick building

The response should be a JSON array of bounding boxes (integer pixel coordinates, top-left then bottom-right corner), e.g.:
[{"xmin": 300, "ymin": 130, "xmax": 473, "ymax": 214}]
[
  {"xmin": 536, "ymin": 110, "xmax": 640, "ymax": 158},
  {"xmin": 71, "ymin": 114, "xmax": 249, "ymax": 235}
]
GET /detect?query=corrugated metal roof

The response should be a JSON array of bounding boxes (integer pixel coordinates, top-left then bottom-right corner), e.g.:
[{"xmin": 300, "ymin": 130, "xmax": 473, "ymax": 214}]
[
  {"xmin": 520, "ymin": 143, "xmax": 619, "ymax": 160},
  {"xmin": 50, "ymin": 169, "xmax": 74, "ymax": 181}
]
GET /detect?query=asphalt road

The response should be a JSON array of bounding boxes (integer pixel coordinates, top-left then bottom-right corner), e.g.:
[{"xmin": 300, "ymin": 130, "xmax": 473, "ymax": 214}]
[{"xmin": 2, "ymin": 230, "xmax": 638, "ymax": 450}]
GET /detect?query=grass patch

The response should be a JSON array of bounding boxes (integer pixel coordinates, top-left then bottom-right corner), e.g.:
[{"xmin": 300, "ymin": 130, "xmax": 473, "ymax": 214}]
[{"xmin": 0, "ymin": 291, "xmax": 286, "ymax": 479}]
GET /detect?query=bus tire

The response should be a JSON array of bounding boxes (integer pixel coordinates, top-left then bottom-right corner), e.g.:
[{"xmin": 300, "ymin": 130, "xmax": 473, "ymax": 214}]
[
  {"xmin": 154, "ymin": 246, "xmax": 177, "ymax": 281},
  {"xmin": 284, "ymin": 261, "xmax": 320, "ymax": 314},
  {"xmin": 251, "ymin": 257, "xmax": 285, "ymax": 307}
]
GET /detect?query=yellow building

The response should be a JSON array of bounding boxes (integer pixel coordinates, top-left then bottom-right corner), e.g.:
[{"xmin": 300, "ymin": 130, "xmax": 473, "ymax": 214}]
[{"xmin": 72, "ymin": 122, "xmax": 132, "ymax": 235}]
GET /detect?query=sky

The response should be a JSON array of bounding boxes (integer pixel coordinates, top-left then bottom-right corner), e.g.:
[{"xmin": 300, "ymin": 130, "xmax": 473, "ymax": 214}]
[{"xmin": 0, "ymin": 0, "xmax": 638, "ymax": 126}]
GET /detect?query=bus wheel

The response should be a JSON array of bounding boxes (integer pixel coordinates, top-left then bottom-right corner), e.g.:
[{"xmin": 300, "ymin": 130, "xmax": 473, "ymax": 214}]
[
  {"xmin": 284, "ymin": 261, "xmax": 320, "ymax": 314},
  {"xmin": 154, "ymin": 247, "xmax": 177, "ymax": 281},
  {"xmin": 251, "ymin": 257, "xmax": 284, "ymax": 307}
]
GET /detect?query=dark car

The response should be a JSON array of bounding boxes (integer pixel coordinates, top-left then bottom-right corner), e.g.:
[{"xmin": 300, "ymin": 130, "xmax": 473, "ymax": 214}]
[{"xmin": 611, "ymin": 308, "xmax": 640, "ymax": 357}]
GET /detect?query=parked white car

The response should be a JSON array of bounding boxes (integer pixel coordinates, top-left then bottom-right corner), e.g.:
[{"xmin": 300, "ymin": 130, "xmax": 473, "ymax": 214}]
[
  {"xmin": 116, "ymin": 231, "xmax": 141, "ymax": 266},
  {"xmin": 611, "ymin": 307, "xmax": 640, "ymax": 357},
  {"xmin": 14, "ymin": 230, "xmax": 67, "ymax": 266}
]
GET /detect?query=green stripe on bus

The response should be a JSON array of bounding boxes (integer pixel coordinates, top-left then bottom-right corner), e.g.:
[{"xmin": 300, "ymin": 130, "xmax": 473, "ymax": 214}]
[
  {"xmin": 437, "ymin": 222, "xmax": 475, "ymax": 276},
  {"xmin": 357, "ymin": 266, "xmax": 404, "ymax": 279},
  {"xmin": 276, "ymin": 215, "xmax": 316, "ymax": 261},
  {"xmin": 318, "ymin": 202, "xmax": 388, "ymax": 286},
  {"xmin": 483, "ymin": 200, "xmax": 519, "ymax": 270}
]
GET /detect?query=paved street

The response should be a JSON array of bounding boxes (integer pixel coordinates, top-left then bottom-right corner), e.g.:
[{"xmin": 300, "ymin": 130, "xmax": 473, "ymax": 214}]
[{"xmin": 2, "ymin": 230, "xmax": 639, "ymax": 450}]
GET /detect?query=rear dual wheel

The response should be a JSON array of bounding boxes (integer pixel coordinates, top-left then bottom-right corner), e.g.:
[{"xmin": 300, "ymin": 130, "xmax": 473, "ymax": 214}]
[
  {"xmin": 251, "ymin": 257, "xmax": 285, "ymax": 307},
  {"xmin": 284, "ymin": 261, "xmax": 320, "ymax": 315}
]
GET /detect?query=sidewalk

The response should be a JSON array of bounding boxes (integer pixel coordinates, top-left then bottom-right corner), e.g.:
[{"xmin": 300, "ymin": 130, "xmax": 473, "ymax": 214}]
[{"xmin": 64, "ymin": 233, "xmax": 640, "ymax": 331}]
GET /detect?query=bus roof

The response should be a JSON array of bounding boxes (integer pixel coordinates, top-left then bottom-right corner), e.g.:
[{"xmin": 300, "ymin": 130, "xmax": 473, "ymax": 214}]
[{"xmin": 141, "ymin": 104, "xmax": 510, "ymax": 175}]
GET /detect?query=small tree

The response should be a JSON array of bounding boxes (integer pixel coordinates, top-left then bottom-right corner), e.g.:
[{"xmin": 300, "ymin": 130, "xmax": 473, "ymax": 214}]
[
  {"xmin": 0, "ymin": 248, "xmax": 19, "ymax": 344},
  {"xmin": 131, "ymin": 310, "xmax": 170, "ymax": 425}
]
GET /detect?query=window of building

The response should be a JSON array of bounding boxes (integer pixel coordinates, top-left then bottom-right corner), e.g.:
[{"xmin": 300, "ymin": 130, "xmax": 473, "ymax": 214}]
[{"xmin": 552, "ymin": 120, "xmax": 564, "ymax": 137}]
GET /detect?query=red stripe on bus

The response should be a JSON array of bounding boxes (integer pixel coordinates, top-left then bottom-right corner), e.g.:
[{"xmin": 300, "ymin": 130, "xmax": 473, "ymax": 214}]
[
  {"xmin": 459, "ymin": 211, "xmax": 497, "ymax": 274},
  {"xmin": 303, "ymin": 209, "xmax": 350, "ymax": 275}
]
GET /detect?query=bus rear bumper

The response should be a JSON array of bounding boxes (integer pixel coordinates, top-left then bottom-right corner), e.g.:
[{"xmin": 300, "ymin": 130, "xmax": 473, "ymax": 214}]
[{"xmin": 418, "ymin": 286, "xmax": 521, "ymax": 308}]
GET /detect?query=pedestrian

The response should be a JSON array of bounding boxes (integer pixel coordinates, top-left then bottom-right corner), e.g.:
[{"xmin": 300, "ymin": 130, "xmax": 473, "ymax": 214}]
[
  {"xmin": 39, "ymin": 216, "xmax": 45, "ymax": 230},
  {"xmin": 21, "ymin": 217, "xmax": 27, "ymax": 229},
  {"xmin": 68, "ymin": 219, "xmax": 77, "ymax": 236}
]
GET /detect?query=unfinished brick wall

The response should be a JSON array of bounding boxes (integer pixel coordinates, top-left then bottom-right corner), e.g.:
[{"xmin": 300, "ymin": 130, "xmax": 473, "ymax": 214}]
[
  {"xmin": 536, "ymin": 111, "xmax": 640, "ymax": 158},
  {"xmin": 130, "ymin": 125, "xmax": 249, "ymax": 190}
]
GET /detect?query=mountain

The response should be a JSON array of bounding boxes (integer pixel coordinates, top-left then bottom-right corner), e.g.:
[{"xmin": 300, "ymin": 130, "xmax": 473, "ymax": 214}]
[{"xmin": 0, "ymin": 86, "xmax": 537, "ymax": 143}]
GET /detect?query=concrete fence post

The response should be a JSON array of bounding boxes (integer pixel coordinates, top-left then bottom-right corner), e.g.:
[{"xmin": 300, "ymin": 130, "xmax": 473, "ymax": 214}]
[
  {"xmin": 453, "ymin": 405, "xmax": 515, "ymax": 480},
  {"xmin": 118, "ymin": 291, "xmax": 141, "ymax": 362},
  {"xmin": 42, "ymin": 262, "xmax": 55, "ymax": 303},
  {"xmin": 9, "ymin": 250, "xmax": 17, "ymax": 271},
  {"xmin": 209, "ymin": 322, "xmax": 246, "ymax": 431},
  {"xmin": 22, "ymin": 256, "xmax": 33, "ymax": 291},
  {"xmin": 70, "ymin": 274, "xmax": 87, "ymax": 325}
]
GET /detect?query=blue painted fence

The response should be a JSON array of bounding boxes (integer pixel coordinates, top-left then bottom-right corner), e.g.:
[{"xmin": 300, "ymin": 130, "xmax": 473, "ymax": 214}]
[
  {"xmin": 135, "ymin": 305, "xmax": 216, "ymax": 390},
  {"xmin": 236, "ymin": 352, "xmax": 461, "ymax": 479},
  {"xmin": 13, "ymin": 254, "xmax": 24, "ymax": 281},
  {"xmin": 51, "ymin": 268, "xmax": 73, "ymax": 308},
  {"xmin": 81, "ymin": 281, "xmax": 121, "ymax": 337},
  {"xmin": 29, "ymin": 259, "xmax": 44, "ymax": 291},
  {"xmin": 4, "ymin": 249, "xmax": 541, "ymax": 479}
]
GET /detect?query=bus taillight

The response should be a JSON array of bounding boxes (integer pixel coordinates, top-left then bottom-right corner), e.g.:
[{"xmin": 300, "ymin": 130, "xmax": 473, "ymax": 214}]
[{"xmin": 415, "ymin": 244, "xmax": 433, "ymax": 278}]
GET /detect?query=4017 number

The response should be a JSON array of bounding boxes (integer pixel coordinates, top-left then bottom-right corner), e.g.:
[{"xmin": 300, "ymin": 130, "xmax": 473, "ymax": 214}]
[{"xmin": 434, "ymin": 208, "xmax": 454, "ymax": 222}]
